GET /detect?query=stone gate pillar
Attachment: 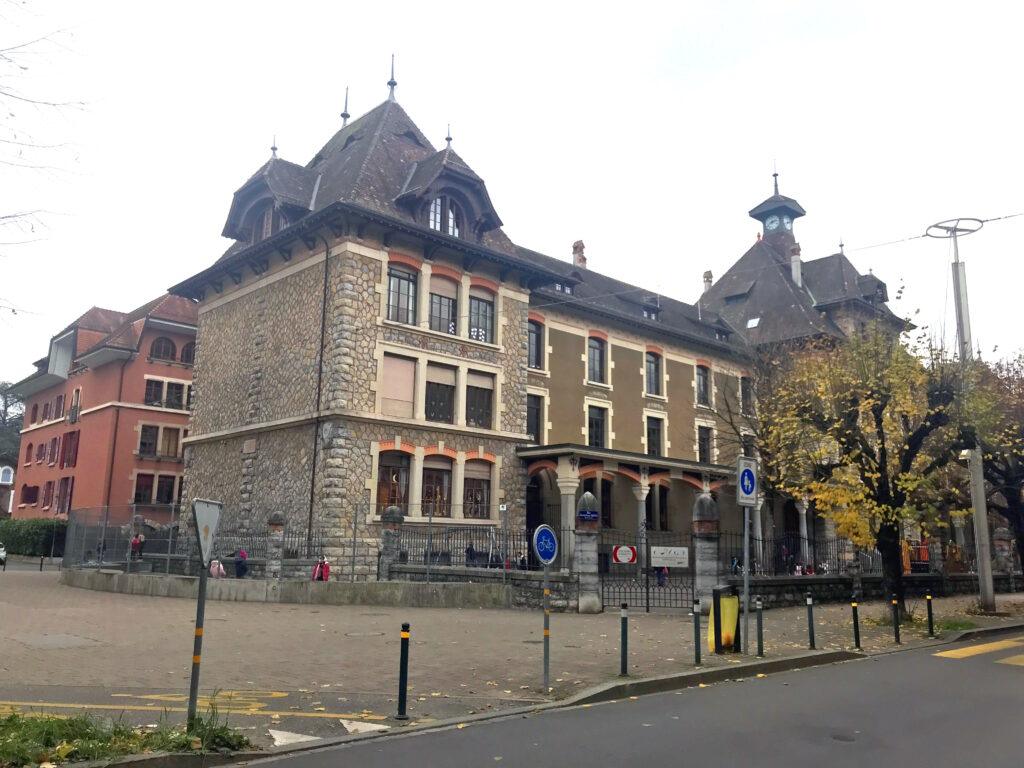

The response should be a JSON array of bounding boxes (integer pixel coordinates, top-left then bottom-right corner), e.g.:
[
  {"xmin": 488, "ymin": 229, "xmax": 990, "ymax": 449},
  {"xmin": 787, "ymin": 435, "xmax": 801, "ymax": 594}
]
[
  {"xmin": 555, "ymin": 456, "xmax": 580, "ymax": 572},
  {"xmin": 692, "ymin": 491, "xmax": 719, "ymax": 613},
  {"xmin": 633, "ymin": 483, "xmax": 650, "ymax": 578},
  {"xmin": 266, "ymin": 511, "xmax": 285, "ymax": 580},
  {"xmin": 379, "ymin": 505, "xmax": 404, "ymax": 581},
  {"xmin": 994, "ymin": 527, "xmax": 1013, "ymax": 574},
  {"xmin": 575, "ymin": 492, "xmax": 602, "ymax": 613}
]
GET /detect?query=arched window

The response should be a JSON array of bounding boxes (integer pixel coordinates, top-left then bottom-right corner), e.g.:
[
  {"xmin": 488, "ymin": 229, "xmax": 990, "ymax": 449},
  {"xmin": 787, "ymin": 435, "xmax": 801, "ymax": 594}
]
[
  {"xmin": 35, "ymin": 444, "xmax": 45, "ymax": 462},
  {"xmin": 151, "ymin": 337, "xmax": 176, "ymax": 361},
  {"xmin": 0, "ymin": 466, "xmax": 12, "ymax": 485},
  {"xmin": 587, "ymin": 337, "xmax": 606, "ymax": 383},
  {"xmin": 463, "ymin": 460, "xmax": 491, "ymax": 520},
  {"xmin": 696, "ymin": 365, "xmax": 710, "ymax": 406},
  {"xmin": 528, "ymin": 320, "xmax": 544, "ymax": 370},
  {"xmin": 42, "ymin": 402, "xmax": 51, "ymax": 421},
  {"xmin": 30, "ymin": 404, "xmax": 38, "ymax": 423},
  {"xmin": 25, "ymin": 443, "xmax": 33, "ymax": 463},
  {"xmin": 377, "ymin": 451, "xmax": 410, "ymax": 515},
  {"xmin": 645, "ymin": 352, "xmax": 662, "ymax": 396},
  {"xmin": 427, "ymin": 196, "xmax": 462, "ymax": 238},
  {"xmin": 181, "ymin": 342, "xmax": 196, "ymax": 365},
  {"xmin": 422, "ymin": 456, "xmax": 453, "ymax": 518}
]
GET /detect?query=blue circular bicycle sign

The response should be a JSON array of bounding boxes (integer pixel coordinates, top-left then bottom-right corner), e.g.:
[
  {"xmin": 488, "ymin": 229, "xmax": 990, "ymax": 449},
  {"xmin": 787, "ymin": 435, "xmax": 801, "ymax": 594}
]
[{"xmin": 532, "ymin": 524, "xmax": 559, "ymax": 566}]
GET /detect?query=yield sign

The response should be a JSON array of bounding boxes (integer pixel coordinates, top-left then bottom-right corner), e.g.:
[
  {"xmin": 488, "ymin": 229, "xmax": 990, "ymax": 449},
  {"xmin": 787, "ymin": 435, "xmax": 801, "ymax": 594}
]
[{"xmin": 192, "ymin": 499, "xmax": 223, "ymax": 567}]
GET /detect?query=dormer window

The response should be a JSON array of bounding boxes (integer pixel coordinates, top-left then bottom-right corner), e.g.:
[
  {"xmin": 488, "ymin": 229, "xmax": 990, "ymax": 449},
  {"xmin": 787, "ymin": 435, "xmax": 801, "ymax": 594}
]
[
  {"xmin": 643, "ymin": 308, "xmax": 659, "ymax": 321},
  {"xmin": 150, "ymin": 337, "xmax": 177, "ymax": 361},
  {"xmin": 554, "ymin": 283, "xmax": 573, "ymax": 295},
  {"xmin": 249, "ymin": 204, "xmax": 285, "ymax": 245},
  {"xmin": 428, "ymin": 196, "xmax": 462, "ymax": 238}
]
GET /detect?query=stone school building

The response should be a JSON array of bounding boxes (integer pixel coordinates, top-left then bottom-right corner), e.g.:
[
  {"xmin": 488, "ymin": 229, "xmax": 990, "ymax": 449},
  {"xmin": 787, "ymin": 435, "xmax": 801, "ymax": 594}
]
[{"xmin": 171, "ymin": 86, "xmax": 764, "ymax": 581}]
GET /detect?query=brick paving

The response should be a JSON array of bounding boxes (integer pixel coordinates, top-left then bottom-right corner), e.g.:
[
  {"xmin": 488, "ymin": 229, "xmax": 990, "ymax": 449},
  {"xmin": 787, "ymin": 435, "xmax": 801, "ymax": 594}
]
[{"xmin": 1, "ymin": 571, "xmax": 1022, "ymax": 745}]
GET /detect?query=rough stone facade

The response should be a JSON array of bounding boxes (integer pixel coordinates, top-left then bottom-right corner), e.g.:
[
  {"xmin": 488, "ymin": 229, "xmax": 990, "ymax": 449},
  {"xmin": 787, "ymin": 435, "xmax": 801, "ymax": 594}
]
[{"xmin": 182, "ymin": 234, "xmax": 532, "ymax": 580}]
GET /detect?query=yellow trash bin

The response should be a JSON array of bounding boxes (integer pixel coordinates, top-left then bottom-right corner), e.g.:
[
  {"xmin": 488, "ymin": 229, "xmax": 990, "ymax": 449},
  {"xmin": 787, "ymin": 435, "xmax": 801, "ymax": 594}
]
[{"xmin": 708, "ymin": 588, "xmax": 740, "ymax": 653}]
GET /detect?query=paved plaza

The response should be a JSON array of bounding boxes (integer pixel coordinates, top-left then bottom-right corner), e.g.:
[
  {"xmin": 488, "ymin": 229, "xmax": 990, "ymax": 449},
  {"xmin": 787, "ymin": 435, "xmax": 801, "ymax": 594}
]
[{"xmin": 1, "ymin": 571, "xmax": 1022, "ymax": 746}]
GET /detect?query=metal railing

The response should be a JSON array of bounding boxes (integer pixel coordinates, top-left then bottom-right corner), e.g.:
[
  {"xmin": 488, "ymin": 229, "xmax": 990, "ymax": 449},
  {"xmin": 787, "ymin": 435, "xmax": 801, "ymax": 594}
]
[{"xmin": 719, "ymin": 531, "xmax": 851, "ymax": 576}]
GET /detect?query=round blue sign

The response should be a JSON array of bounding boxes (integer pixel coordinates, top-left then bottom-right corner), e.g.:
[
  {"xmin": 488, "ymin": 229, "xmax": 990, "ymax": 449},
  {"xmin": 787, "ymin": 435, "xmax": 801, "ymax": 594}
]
[
  {"xmin": 532, "ymin": 524, "xmax": 559, "ymax": 566},
  {"xmin": 740, "ymin": 468, "xmax": 756, "ymax": 496}
]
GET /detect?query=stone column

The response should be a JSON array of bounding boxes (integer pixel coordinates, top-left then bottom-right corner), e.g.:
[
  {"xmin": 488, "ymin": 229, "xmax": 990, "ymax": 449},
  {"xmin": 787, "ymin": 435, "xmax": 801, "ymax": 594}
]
[
  {"xmin": 556, "ymin": 477, "xmax": 579, "ymax": 572},
  {"xmin": 454, "ymin": 366, "xmax": 467, "ymax": 427},
  {"xmin": 417, "ymin": 263, "xmax": 432, "ymax": 330},
  {"xmin": 379, "ymin": 505, "xmax": 404, "ymax": 581},
  {"xmin": 928, "ymin": 537, "xmax": 944, "ymax": 574},
  {"xmin": 692, "ymin": 491, "xmax": 719, "ymax": 613},
  {"xmin": 409, "ymin": 448, "xmax": 424, "ymax": 519},
  {"xmin": 994, "ymin": 527, "xmax": 1013, "ymax": 574},
  {"xmin": 752, "ymin": 493, "xmax": 765, "ymax": 573},
  {"xmin": 797, "ymin": 498, "xmax": 810, "ymax": 565},
  {"xmin": 457, "ymin": 276, "xmax": 471, "ymax": 338},
  {"xmin": 633, "ymin": 483, "xmax": 650, "ymax": 578},
  {"xmin": 952, "ymin": 515, "xmax": 966, "ymax": 547},
  {"xmin": 555, "ymin": 455, "xmax": 579, "ymax": 572},
  {"xmin": 576, "ymin": 491, "xmax": 602, "ymax": 613},
  {"xmin": 414, "ymin": 358, "xmax": 427, "ymax": 421},
  {"xmin": 266, "ymin": 511, "xmax": 285, "ymax": 580},
  {"xmin": 452, "ymin": 453, "xmax": 466, "ymax": 520}
]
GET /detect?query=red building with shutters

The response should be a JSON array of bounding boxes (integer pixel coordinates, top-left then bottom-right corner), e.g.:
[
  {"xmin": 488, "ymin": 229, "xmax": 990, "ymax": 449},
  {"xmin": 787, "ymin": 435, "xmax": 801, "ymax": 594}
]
[{"xmin": 8, "ymin": 295, "xmax": 197, "ymax": 524}]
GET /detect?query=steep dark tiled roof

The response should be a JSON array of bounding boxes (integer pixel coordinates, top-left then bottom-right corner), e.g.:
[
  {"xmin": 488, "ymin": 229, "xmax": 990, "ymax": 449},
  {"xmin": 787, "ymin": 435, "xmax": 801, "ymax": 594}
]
[
  {"xmin": 700, "ymin": 239, "xmax": 843, "ymax": 345},
  {"xmin": 517, "ymin": 245, "xmax": 741, "ymax": 354},
  {"xmin": 79, "ymin": 295, "xmax": 198, "ymax": 357}
]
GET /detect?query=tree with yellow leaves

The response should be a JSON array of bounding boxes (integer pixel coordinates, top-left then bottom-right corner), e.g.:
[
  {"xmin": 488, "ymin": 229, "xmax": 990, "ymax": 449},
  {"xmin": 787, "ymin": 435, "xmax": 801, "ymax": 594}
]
[{"xmin": 761, "ymin": 322, "xmax": 959, "ymax": 610}]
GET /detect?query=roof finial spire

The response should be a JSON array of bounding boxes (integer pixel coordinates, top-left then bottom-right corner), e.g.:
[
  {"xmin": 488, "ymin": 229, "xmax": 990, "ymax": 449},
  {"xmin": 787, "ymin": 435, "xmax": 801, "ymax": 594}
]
[
  {"xmin": 772, "ymin": 160, "xmax": 779, "ymax": 195},
  {"xmin": 445, "ymin": 123, "xmax": 452, "ymax": 148},
  {"xmin": 387, "ymin": 54, "xmax": 397, "ymax": 101},
  {"xmin": 271, "ymin": 136, "xmax": 278, "ymax": 158},
  {"xmin": 341, "ymin": 86, "xmax": 350, "ymax": 127},
  {"xmin": 839, "ymin": 237, "xmax": 845, "ymax": 255}
]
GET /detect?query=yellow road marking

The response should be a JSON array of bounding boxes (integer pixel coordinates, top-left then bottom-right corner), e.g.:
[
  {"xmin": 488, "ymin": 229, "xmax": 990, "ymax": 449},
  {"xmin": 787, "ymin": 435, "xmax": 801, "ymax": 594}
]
[
  {"xmin": 996, "ymin": 654, "xmax": 1024, "ymax": 667},
  {"xmin": 0, "ymin": 700, "xmax": 388, "ymax": 721},
  {"xmin": 934, "ymin": 638, "xmax": 1024, "ymax": 659}
]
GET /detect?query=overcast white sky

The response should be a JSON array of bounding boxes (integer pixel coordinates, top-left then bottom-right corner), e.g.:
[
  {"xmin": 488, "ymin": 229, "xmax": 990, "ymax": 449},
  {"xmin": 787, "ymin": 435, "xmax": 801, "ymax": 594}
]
[{"xmin": 2, "ymin": 0, "xmax": 1022, "ymax": 383}]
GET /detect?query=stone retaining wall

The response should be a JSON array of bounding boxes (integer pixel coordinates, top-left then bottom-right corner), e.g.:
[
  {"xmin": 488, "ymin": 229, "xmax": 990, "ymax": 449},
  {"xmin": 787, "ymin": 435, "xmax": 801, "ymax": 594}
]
[{"xmin": 388, "ymin": 563, "xmax": 578, "ymax": 611}]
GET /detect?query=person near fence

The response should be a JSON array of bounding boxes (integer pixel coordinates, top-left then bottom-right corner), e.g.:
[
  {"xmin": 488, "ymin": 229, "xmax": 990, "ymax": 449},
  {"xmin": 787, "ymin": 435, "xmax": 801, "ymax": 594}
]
[
  {"xmin": 657, "ymin": 566, "xmax": 668, "ymax": 586},
  {"xmin": 210, "ymin": 559, "xmax": 226, "ymax": 578},
  {"xmin": 312, "ymin": 555, "xmax": 330, "ymax": 582},
  {"xmin": 137, "ymin": 533, "xmax": 146, "ymax": 557},
  {"xmin": 234, "ymin": 548, "xmax": 248, "ymax": 578},
  {"xmin": 130, "ymin": 534, "xmax": 140, "ymax": 560}
]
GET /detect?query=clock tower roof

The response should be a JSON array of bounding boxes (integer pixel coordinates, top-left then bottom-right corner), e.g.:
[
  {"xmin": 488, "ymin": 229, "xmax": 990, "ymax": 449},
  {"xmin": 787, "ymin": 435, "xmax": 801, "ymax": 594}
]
[{"xmin": 748, "ymin": 172, "xmax": 806, "ymax": 223}]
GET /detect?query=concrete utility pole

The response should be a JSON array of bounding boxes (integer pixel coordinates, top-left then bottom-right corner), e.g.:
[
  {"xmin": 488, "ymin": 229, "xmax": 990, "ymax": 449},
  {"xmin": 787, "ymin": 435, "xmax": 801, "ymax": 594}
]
[{"xmin": 925, "ymin": 218, "xmax": 995, "ymax": 612}]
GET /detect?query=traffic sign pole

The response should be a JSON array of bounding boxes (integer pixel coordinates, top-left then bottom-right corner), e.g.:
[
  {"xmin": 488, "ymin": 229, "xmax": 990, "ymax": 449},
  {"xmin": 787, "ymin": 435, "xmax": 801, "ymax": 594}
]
[
  {"xmin": 532, "ymin": 525, "xmax": 558, "ymax": 695},
  {"xmin": 743, "ymin": 505, "xmax": 750, "ymax": 655},
  {"xmin": 187, "ymin": 499, "xmax": 222, "ymax": 731},
  {"xmin": 736, "ymin": 458, "xmax": 758, "ymax": 656}
]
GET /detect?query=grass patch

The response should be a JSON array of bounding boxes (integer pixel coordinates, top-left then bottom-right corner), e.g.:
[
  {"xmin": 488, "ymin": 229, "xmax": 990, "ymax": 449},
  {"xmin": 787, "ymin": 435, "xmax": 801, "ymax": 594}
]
[{"xmin": 0, "ymin": 704, "xmax": 250, "ymax": 767}]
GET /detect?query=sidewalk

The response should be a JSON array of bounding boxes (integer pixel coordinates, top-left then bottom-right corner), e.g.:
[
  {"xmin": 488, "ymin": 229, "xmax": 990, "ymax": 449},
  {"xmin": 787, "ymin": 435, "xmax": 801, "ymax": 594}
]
[{"xmin": 1, "ymin": 571, "xmax": 1022, "ymax": 746}]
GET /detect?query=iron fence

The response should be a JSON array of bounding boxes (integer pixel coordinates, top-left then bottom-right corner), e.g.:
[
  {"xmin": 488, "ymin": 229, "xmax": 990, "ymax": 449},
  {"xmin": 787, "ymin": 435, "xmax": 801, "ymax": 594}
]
[
  {"xmin": 598, "ymin": 528, "xmax": 694, "ymax": 610},
  {"xmin": 720, "ymin": 531, "xmax": 852, "ymax": 577},
  {"xmin": 396, "ymin": 522, "xmax": 546, "ymax": 571}
]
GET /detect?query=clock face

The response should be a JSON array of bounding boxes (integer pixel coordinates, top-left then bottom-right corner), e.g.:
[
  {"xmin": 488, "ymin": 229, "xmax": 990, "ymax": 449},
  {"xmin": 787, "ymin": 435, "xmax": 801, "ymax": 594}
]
[
  {"xmin": 783, "ymin": 215, "xmax": 793, "ymax": 231},
  {"xmin": 765, "ymin": 214, "xmax": 780, "ymax": 231}
]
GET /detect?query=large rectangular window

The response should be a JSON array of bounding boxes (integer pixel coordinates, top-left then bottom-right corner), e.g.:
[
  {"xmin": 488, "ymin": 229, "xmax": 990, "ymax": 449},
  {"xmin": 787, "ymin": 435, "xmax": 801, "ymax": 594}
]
[
  {"xmin": 133, "ymin": 474, "xmax": 154, "ymax": 504},
  {"xmin": 645, "ymin": 353, "xmax": 662, "ymax": 396},
  {"xmin": 156, "ymin": 475, "xmax": 176, "ymax": 504},
  {"xmin": 429, "ymin": 294, "xmax": 457, "ymax": 335},
  {"xmin": 59, "ymin": 430, "xmax": 80, "ymax": 469},
  {"xmin": 468, "ymin": 296, "xmax": 494, "ymax": 344},
  {"xmin": 387, "ymin": 266, "xmax": 417, "ymax": 325},
  {"xmin": 381, "ymin": 354, "xmax": 416, "ymax": 418},
  {"xmin": 588, "ymin": 337, "xmax": 606, "ymax": 383},
  {"xmin": 698, "ymin": 425, "xmax": 713, "ymax": 464},
  {"xmin": 42, "ymin": 481, "xmax": 54, "ymax": 508},
  {"xmin": 466, "ymin": 371, "xmax": 494, "ymax": 429},
  {"xmin": 144, "ymin": 380, "xmax": 164, "ymax": 406},
  {"xmin": 55, "ymin": 476, "xmax": 74, "ymax": 514},
  {"xmin": 464, "ymin": 479, "xmax": 490, "ymax": 519},
  {"xmin": 139, "ymin": 425, "xmax": 159, "ymax": 456},
  {"xmin": 422, "ymin": 463, "xmax": 452, "ymax": 518},
  {"xmin": 588, "ymin": 406, "xmax": 607, "ymax": 448},
  {"xmin": 425, "ymin": 364, "xmax": 456, "ymax": 424},
  {"xmin": 526, "ymin": 394, "xmax": 543, "ymax": 442},
  {"xmin": 166, "ymin": 382, "xmax": 185, "ymax": 410},
  {"xmin": 528, "ymin": 321, "xmax": 544, "ymax": 370},
  {"xmin": 160, "ymin": 427, "xmax": 180, "ymax": 457},
  {"xmin": 741, "ymin": 377, "xmax": 754, "ymax": 415},
  {"xmin": 696, "ymin": 365, "xmax": 710, "ymax": 407},
  {"xmin": 646, "ymin": 416, "xmax": 663, "ymax": 456}
]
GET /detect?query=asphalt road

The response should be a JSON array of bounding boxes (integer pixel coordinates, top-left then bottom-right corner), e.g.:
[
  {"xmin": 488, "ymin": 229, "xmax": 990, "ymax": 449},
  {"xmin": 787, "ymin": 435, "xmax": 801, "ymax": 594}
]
[{"xmin": 253, "ymin": 633, "xmax": 1024, "ymax": 767}]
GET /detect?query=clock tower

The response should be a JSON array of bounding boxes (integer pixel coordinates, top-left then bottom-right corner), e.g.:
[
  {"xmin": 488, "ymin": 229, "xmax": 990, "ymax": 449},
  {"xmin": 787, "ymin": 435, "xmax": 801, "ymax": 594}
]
[{"xmin": 748, "ymin": 172, "xmax": 806, "ymax": 246}]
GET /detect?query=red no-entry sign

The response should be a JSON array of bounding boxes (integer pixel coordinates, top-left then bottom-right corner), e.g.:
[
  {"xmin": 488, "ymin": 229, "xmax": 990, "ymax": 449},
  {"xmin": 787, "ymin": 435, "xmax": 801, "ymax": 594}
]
[{"xmin": 612, "ymin": 545, "xmax": 637, "ymax": 564}]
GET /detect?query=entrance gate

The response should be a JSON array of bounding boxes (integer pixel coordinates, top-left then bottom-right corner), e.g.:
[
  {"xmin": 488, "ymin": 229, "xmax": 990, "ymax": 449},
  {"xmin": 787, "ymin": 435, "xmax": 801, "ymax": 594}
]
[{"xmin": 598, "ymin": 529, "xmax": 694, "ymax": 611}]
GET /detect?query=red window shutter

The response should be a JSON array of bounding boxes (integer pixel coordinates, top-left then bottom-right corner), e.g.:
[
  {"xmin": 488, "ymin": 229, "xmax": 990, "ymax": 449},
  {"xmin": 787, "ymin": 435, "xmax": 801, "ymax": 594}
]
[{"xmin": 70, "ymin": 431, "xmax": 79, "ymax": 468}]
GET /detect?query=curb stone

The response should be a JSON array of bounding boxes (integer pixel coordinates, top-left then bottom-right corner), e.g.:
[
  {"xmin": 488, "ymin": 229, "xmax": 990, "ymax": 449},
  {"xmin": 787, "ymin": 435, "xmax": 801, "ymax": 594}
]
[{"xmin": 70, "ymin": 619, "xmax": 1024, "ymax": 767}]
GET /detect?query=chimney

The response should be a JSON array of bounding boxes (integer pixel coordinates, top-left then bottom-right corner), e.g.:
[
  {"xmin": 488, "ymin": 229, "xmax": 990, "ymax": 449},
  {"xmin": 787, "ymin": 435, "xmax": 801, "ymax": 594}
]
[
  {"xmin": 790, "ymin": 244, "xmax": 802, "ymax": 287},
  {"xmin": 703, "ymin": 270, "xmax": 713, "ymax": 294},
  {"xmin": 572, "ymin": 240, "xmax": 587, "ymax": 269}
]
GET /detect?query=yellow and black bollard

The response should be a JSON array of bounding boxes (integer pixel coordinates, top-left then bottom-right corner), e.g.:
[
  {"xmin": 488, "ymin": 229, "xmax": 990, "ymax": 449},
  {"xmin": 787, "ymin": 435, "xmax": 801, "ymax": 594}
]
[
  {"xmin": 693, "ymin": 597, "xmax": 701, "ymax": 666},
  {"xmin": 396, "ymin": 622, "xmax": 411, "ymax": 720},
  {"xmin": 806, "ymin": 591, "xmax": 815, "ymax": 650},
  {"xmin": 926, "ymin": 594, "xmax": 934, "ymax": 637},
  {"xmin": 892, "ymin": 594, "xmax": 901, "ymax": 644},
  {"xmin": 851, "ymin": 595, "xmax": 861, "ymax": 650}
]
